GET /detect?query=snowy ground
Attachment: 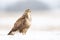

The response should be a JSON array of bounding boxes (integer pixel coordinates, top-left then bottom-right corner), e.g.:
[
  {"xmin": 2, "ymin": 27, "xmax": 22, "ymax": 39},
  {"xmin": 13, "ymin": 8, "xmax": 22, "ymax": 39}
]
[
  {"xmin": 0, "ymin": 11, "xmax": 60, "ymax": 40},
  {"xmin": 0, "ymin": 30, "xmax": 60, "ymax": 40}
]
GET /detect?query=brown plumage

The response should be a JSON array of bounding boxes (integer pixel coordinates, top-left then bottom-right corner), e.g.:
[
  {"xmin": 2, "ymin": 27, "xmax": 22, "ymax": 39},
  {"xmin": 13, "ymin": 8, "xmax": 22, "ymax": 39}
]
[{"xmin": 8, "ymin": 9, "xmax": 31, "ymax": 35}]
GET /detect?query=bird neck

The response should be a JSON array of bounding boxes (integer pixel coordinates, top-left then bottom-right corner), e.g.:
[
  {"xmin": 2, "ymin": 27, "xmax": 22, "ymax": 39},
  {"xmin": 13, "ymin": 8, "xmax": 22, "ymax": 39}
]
[{"xmin": 23, "ymin": 12, "xmax": 31, "ymax": 21}]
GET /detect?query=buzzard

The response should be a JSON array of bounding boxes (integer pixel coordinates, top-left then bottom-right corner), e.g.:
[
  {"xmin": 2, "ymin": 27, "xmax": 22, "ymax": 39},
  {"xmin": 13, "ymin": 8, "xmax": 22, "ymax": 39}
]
[{"xmin": 8, "ymin": 9, "xmax": 31, "ymax": 35}]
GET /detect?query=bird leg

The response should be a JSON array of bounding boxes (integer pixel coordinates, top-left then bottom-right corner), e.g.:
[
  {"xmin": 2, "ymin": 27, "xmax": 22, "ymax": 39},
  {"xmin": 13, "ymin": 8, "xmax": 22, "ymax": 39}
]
[{"xmin": 22, "ymin": 28, "xmax": 28, "ymax": 35}]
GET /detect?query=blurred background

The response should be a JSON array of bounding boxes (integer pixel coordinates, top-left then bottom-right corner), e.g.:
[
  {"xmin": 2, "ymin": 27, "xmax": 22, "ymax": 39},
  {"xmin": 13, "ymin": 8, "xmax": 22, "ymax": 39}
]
[
  {"xmin": 0, "ymin": 0, "xmax": 60, "ymax": 40},
  {"xmin": 0, "ymin": 0, "xmax": 60, "ymax": 31}
]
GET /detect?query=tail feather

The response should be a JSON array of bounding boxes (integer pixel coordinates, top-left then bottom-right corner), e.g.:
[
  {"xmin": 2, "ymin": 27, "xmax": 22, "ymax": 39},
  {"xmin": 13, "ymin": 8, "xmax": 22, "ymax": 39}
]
[{"xmin": 8, "ymin": 30, "xmax": 14, "ymax": 35}]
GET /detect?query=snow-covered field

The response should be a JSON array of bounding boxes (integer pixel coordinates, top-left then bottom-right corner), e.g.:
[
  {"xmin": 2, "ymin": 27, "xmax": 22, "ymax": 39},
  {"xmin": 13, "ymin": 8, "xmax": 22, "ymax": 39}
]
[
  {"xmin": 0, "ymin": 30, "xmax": 60, "ymax": 40},
  {"xmin": 0, "ymin": 11, "xmax": 60, "ymax": 40}
]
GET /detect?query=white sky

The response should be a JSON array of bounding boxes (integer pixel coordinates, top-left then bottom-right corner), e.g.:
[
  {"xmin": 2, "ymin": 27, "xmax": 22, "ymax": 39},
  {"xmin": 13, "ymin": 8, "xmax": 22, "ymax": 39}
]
[
  {"xmin": 0, "ymin": 0, "xmax": 59, "ymax": 5},
  {"xmin": 0, "ymin": 0, "xmax": 24, "ymax": 8},
  {"xmin": 0, "ymin": 0, "xmax": 17, "ymax": 8},
  {"xmin": 0, "ymin": 0, "xmax": 59, "ymax": 9},
  {"xmin": 0, "ymin": 0, "xmax": 19, "ymax": 4}
]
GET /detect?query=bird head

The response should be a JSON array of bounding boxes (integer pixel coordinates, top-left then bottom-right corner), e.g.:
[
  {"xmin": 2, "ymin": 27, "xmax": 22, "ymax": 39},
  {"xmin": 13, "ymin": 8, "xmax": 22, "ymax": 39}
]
[{"xmin": 24, "ymin": 9, "xmax": 31, "ymax": 15}]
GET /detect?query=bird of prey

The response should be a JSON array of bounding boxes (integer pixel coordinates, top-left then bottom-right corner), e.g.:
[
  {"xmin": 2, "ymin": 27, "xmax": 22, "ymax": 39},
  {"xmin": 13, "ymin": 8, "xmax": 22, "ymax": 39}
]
[{"xmin": 8, "ymin": 9, "xmax": 31, "ymax": 35}]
